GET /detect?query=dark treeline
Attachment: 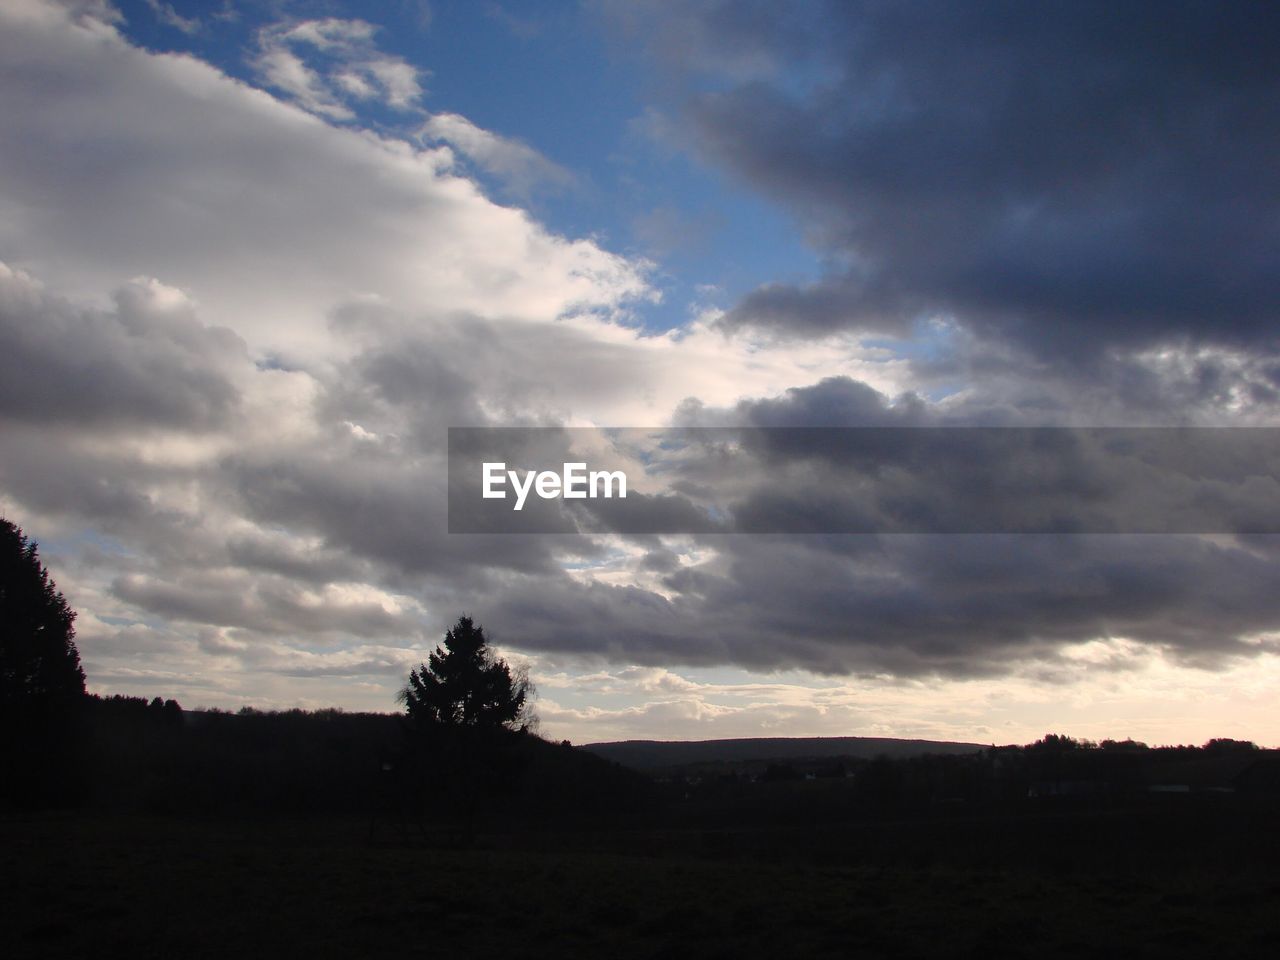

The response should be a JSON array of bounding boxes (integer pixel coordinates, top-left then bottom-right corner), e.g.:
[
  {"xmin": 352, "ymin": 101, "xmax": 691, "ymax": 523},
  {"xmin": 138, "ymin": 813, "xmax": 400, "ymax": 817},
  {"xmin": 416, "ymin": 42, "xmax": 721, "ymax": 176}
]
[
  {"xmin": 3, "ymin": 693, "xmax": 647, "ymax": 826},
  {"xmin": 657, "ymin": 733, "xmax": 1279, "ymax": 814},
  {"xmin": 649, "ymin": 734, "xmax": 1280, "ymax": 841}
]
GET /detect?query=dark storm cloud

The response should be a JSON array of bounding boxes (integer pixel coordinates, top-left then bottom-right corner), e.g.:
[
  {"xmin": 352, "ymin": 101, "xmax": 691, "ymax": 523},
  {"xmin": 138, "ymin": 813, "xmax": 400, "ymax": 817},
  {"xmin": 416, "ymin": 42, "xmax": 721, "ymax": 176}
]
[
  {"xmin": 438, "ymin": 368, "xmax": 1280, "ymax": 676},
  {"xmin": 609, "ymin": 0, "xmax": 1280, "ymax": 356},
  {"xmin": 223, "ymin": 531, "xmax": 366, "ymax": 586},
  {"xmin": 252, "ymin": 363, "xmax": 605, "ymax": 582},
  {"xmin": 0, "ymin": 434, "xmax": 160, "ymax": 527},
  {"xmin": 0, "ymin": 268, "xmax": 245, "ymax": 430},
  {"xmin": 481, "ymin": 576, "xmax": 714, "ymax": 665},
  {"xmin": 739, "ymin": 376, "xmax": 926, "ymax": 427},
  {"xmin": 111, "ymin": 570, "xmax": 416, "ymax": 639},
  {"xmin": 228, "ymin": 451, "xmax": 584, "ymax": 581},
  {"xmin": 711, "ymin": 533, "xmax": 1280, "ymax": 673},
  {"xmin": 724, "ymin": 379, "xmax": 1280, "ymax": 534},
  {"xmin": 903, "ymin": 336, "xmax": 1280, "ymax": 427},
  {"xmin": 475, "ymin": 531, "xmax": 1280, "ymax": 677}
]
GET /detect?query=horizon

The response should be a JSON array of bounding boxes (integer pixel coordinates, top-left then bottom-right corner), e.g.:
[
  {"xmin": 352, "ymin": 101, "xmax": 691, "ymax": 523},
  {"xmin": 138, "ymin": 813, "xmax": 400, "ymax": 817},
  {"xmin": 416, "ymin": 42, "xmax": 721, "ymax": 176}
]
[
  {"xmin": 4, "ymin": 0, "xmax": 1280, "ymax": 749},
  {"xmin": 98, "ymin": 699, "xmax": 1280, "ymax": 752},
  {"xmin": 99, "ymin": 696, "xmax": 1280, "ymax": 754}
]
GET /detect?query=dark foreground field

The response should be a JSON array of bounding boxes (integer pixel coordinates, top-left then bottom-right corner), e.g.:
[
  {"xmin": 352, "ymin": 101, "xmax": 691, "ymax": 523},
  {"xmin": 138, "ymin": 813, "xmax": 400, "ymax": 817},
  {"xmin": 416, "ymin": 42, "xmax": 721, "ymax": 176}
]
[{"xmin": 6, "ymin": 800, "xmax": 1280, "ymax": 959}]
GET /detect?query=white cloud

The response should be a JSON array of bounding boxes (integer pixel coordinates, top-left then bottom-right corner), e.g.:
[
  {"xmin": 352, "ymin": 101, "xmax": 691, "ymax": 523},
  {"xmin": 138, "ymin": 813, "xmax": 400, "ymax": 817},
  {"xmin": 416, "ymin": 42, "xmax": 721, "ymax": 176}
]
[
  {"xmin": 333, "ymin": 69, "xmax": 376, "ymax": 101},
  {"xmin": 253, "ymin": 17, "xmax": 424, "ymax": 120},
  {"xmin": 144, "ymin": 0, "xmax": 198, "ymax": 35},
  {"xmin": 420, "ymin": 112, "xmax": 574, "ymax": 197},
  {"xmin": 367, "ymin": 57, "xmax": 422, "ymax": 109},
  {"xmin": 277, "ymin": 18, "xmax": 378, "ymax": 50},
  {"xmin": 0, "ymin": 4, "xmax": 652, "ymax": 365},
  {"xmin": 254, "ymin": 46, "xmax": 354, "ymax": 120}
]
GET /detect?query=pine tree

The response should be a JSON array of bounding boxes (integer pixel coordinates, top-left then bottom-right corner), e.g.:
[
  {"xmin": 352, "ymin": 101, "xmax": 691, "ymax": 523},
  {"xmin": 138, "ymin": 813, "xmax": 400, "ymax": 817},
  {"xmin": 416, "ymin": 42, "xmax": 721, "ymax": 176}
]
[
  {"xmin": 400, "ymin": 615, "xmax": 531, "ymax": 731},
  {"xmin": 1, "ymin": 519, "xmax": 86, "ymax": 705}
]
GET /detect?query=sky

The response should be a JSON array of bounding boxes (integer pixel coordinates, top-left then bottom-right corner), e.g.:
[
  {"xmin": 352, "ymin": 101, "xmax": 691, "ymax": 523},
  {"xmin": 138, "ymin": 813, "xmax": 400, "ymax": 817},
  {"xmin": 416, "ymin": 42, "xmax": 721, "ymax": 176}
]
[{"xmin": 3, "ymin": 0, "xmax": 1280, "ymax": 746}]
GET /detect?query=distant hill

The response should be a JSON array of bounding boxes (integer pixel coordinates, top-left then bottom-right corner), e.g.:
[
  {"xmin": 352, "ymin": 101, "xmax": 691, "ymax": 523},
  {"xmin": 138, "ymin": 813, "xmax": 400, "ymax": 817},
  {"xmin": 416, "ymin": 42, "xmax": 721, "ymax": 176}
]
[{"xmin": 580, "ymin": 736, "xmax": 988, "ymax": 772}]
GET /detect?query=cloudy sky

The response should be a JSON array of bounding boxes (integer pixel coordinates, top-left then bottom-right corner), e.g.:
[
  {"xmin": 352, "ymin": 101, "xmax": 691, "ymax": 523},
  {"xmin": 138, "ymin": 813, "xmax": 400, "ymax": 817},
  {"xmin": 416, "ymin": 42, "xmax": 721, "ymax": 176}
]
[{"xmin": 3, "ymin": 0, "xmax": 1280, "ymax": 746}]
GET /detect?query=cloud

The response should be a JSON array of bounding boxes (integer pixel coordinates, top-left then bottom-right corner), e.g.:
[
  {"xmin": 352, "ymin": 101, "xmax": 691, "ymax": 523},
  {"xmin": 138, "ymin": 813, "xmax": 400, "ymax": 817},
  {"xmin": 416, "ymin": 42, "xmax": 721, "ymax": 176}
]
[
  {"xmin": 6, "ymin": 0, "xmax": 1280, "ymax": 735},
  {"xmin": 473, "ymin": 528, "xmax": 1280, "ymax": 681},
  {"xmin": 144, "ymin": 0, "xmax": 198, "ymax": 35},
  {"xmin": 254, "ymin": 45, "xmax": 353, "ymax": 120},
  {"xmin": 252, "ymin": 17, "xmax": 424, "ymax": 120},
  {"xmin": 419, "ymin": 112, "xmax": 574, "ymax": 197},
  {"xmin": 0, "ymin": 4, "xmax": 651, "ymax": 361},
  {"xmin": 0, "ymin": 266, "xmax": 245, "ymax": 430},
  {"xmin": 603, "ymin": 1, "xmax": 1280, "ymax": 359}
]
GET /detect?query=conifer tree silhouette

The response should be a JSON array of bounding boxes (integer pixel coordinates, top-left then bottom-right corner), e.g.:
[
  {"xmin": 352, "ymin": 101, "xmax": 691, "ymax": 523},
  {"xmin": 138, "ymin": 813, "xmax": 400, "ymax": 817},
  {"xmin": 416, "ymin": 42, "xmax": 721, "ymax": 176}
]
[
  {"xmin": 400, "ymin": 615, "xmax": 530, "ymax": 731},
  {"xmin": 1, "ymin": 519, "xmax": 85, "ymax": 706}
]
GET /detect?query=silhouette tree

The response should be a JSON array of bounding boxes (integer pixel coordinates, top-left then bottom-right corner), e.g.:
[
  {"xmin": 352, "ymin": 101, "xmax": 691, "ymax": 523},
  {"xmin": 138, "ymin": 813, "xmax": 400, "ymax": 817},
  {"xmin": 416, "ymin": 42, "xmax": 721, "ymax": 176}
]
[
  {"xmin": 399, "ymin": 615, "xmax": 532, "ymax": 732},
  {"xmin": 2, "ymin": 519, "xmax": 88, "ymax": 807},
  {"xmin": 1, "ymin": 519, "xmax": 85, "ymax": 706},
  {"xmin": 396, "ymin": 616, "xmax": 534, "ymax": 835}
]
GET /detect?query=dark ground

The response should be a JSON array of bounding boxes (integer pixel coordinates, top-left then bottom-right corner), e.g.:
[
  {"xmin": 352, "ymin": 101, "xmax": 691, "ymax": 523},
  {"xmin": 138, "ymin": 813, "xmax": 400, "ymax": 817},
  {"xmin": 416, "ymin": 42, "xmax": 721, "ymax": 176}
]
[
  {"xmin": 6, "ymin": 705, "xmax": 1279, "ymax": 957},
  {"xmin": 5, "ymin": 797, "xmax": 1280, "ymax": 959}
]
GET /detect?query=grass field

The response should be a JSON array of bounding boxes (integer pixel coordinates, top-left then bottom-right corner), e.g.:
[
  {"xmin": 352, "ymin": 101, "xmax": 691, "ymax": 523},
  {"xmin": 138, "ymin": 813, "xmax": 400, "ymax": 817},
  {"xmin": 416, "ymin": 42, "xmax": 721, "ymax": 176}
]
[{"xmin": 5, "ymin": 808, "xmax": 1280, "ymax": 959}]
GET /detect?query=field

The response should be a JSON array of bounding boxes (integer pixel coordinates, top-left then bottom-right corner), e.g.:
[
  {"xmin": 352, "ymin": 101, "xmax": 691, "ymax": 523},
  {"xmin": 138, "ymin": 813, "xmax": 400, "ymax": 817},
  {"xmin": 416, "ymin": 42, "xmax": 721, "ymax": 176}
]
[{"xmin": 6, "ymin": 797, "xmax": 1280, "ymax": 959}]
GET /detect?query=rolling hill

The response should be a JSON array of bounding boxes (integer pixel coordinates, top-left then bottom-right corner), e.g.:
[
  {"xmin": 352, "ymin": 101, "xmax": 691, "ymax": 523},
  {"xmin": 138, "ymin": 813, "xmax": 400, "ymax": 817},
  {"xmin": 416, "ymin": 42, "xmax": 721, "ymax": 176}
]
[{"xmin": 580, "ymin": 736, "xmax": 988, "ymax": 772}]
